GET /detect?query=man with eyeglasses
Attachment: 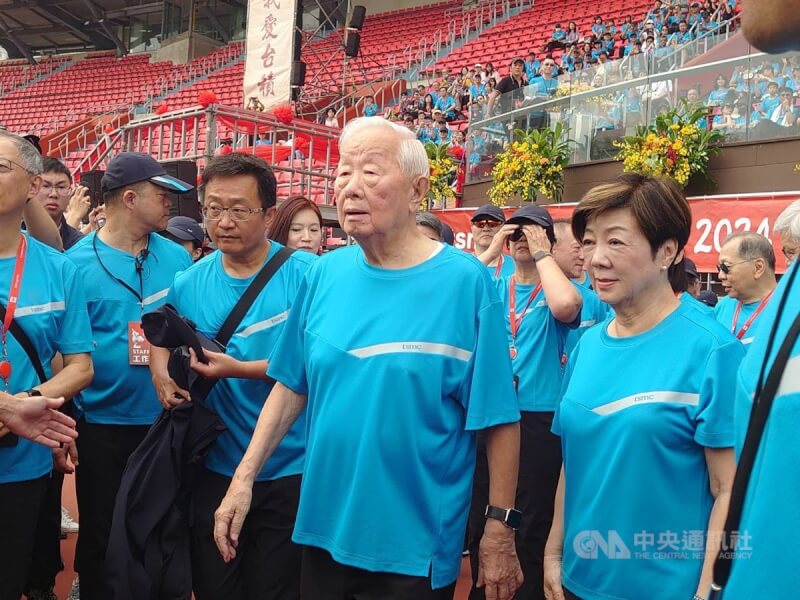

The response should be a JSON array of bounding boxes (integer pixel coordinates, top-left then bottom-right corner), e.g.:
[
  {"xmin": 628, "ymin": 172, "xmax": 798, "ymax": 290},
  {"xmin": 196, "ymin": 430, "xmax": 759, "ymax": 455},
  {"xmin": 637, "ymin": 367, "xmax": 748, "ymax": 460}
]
[
  {"xmin": 529, "ymin": 59, "xmax": 559, "ymax": 99},
  {"xmin": 66, "ymin": 152, "xmax": 194, "ymax": 600},
  {"xmin": 149, "ymin": 153, "xmax": 315, "ymax": 599},
  {"xmin": 470, "ymin": 204, "xmax": 515, "ymax": 278},
  {"xmin": 33, "ymin": 157, "xmax": 87, "ymax": 250},
  {"xmin": 774, "ymin": 199, "xmax": 800, "ymax": 265},
  {"xmin": 714, "ymin": 232, "xmax": 778, "ymax": 348}
]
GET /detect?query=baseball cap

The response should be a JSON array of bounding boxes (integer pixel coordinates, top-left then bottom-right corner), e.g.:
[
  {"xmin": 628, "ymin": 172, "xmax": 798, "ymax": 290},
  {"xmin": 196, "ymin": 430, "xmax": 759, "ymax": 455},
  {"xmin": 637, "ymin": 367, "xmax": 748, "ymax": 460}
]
[
  {"xmin": 165, "ymin": 216, "xmax": 204, "ymax": 244},
  {"xmin": 697, "ymin": 289, "xmax": 718, "ymax": 308},
  {"xmin": 684, "ymin": 257, "xmax": 699, "ymax": 278},
  {"xmin": 471, "ymin": 204, "xmax": 505, "ymax": 223},
  {"xmin": 506, "ymin": 205, "xmax": 553, "ymax": 228},
  {"xmin": 101, "ymin": 152, "xmax": 195, "ymax": 194}
]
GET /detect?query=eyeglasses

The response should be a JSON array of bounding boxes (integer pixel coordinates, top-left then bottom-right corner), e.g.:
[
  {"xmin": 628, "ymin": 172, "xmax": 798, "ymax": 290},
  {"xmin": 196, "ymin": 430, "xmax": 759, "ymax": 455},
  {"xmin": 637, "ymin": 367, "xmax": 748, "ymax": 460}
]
[
  {"xmin": 717, "ymin": 259, "xmax": 754, "ymax": 274},
  {"xmin": 202, "ymin": 205, "xmax": 265, "ymax": 221},
  {"xmin": 41, "ymin": 182, "xmax": 72, "ymax": 196},
  {"xmin": 472, "ymin": 219, "xmax": 502, "ymax": 229},
  {"xmin": 0, "ymin": 157, "xmax": 33, "ymax": 175}
]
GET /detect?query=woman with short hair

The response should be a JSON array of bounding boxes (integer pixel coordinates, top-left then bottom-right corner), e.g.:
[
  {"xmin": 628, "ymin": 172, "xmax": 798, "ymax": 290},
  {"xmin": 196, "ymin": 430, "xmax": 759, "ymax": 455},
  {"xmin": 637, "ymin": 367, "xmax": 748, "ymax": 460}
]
[{"xmin": 544, "ymin": 174, "xmax": 744, "ymax": 600}]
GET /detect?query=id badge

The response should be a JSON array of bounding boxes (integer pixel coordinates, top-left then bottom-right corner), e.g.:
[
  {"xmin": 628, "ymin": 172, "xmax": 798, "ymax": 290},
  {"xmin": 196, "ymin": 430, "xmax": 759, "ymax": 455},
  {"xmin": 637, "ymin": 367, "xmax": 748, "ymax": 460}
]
[{"xmin": 128, "ymin": 322, "xmax": 151, "ymax": 366}]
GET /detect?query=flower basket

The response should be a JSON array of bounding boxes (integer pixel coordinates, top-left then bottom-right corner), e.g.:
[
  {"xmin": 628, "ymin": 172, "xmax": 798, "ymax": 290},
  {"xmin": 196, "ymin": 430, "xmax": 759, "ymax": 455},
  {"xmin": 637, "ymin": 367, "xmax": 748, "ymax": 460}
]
[
  {"xmin": 423, "ymin": 142, "xmax": 458, "ymax": 210},
  {"xmin": 614, "ymin": 99, "xmax": 724, "ymax": 188},
  {"xmin": 488, "ymin": 122, "xmax": 572, "ymax": 206}
]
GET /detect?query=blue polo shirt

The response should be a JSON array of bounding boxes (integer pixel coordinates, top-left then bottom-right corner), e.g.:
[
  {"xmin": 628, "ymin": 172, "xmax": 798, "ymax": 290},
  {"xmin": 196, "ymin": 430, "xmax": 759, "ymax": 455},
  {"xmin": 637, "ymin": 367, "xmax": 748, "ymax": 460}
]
[
  {"xmin": 0, "ymin": 234, "xmax": 93, "ymax": 484},
  {"xmin": 166, "ymin": 242, "xmax": 314, "ymax": 481},
  {"xmin": 564, "ymin": 284, "xmax": 608, "ymax": 365},
  {"xmin": 715, "ymin": 295, "xmax": 772, "ymax": 347},
  {"xmin": 553, "ymin": 303, "xmax": 743, "ymax": 600},
  {"xmin": 494, "ymin": 275, "xmax": 578, "ymax": 412},
  {"xmin": 68, "ymin": 232, "xmax": 192, "ymax": 425},
  {"xmin": 725, "ymin": 262, "xmax": 800, "ymax": 598},
  {"xmin": 267, "ymin": 244, "xmax": 519, "ymax": 589},
  {"xmin": 680, "ymin": 291, "xmax": 713, "ymax": 314}
]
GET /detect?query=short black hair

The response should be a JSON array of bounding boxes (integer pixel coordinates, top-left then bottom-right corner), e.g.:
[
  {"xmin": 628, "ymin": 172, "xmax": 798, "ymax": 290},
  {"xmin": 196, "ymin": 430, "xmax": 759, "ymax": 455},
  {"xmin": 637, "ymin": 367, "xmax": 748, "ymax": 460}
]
[
  {"xmin": 41, "ymin": 156, "xmax": 72, "ymax": 183},
  {"xmin": 201, "ymin": 153, "xmax": 277, "ymax": 210}
]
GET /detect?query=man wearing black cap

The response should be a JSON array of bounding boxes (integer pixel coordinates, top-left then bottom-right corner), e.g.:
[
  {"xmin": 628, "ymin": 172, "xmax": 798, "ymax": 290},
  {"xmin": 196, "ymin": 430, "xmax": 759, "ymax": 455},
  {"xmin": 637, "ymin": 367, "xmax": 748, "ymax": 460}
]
[
  {"xmin": 160, "ymin": 215, "xmax": 206, "ymax": 262},
  {"xmin": 66, "ymin": 152, "xmax": 195, "ymax": 600},
  {"xmin": 487, "ymin": 58, "xmax": 528, "ymax": 116},
  {"xmin": 684, "ymin": 256, "xmax": 701, "ymax": 298},
  {"xmin": 470, "ymin": 204, "xmax": 515, "ymax": 278},
  {"xmin": 469, "ymin": 205, "xmax": 581, "ymax": 600}
]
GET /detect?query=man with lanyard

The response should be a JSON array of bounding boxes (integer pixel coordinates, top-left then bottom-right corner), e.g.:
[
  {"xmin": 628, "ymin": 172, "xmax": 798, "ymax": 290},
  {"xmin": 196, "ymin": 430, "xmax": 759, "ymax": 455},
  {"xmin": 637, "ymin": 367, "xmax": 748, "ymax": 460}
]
[
  {"xmin": 149, "ymin": 154, "xmax": 316, "ymax": 599},
  {"xmin": 0, "ymin": 130, "xmax": 94, "ymax": 600},
  {"xmin": 471, "ymin": 205, "xmax": 581, "ymax": 600},
  {"xmin": 487, "ymin": 58, "xmax": 527, "ymax": 117},
  {"xmin": 528, "ymin": 58, "xmax": 559, "ymax": 100},
  {"xmin": 67, "ymin": 152, "xmax": 194, "ymax": 600},
  {"xmin": 714, "ymin": 232, "xmax": 777, "ymax": 349},
  {"xmin": 470, "ymin": 204, "xmax": 514, "ymax": 279}
]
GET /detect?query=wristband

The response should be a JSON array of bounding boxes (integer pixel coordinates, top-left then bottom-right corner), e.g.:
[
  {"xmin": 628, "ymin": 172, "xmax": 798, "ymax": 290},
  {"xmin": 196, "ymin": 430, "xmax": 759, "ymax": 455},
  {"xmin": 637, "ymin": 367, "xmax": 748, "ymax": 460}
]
[{"xmin": 25, "ymin": 389, "xmax": 42, "ymax": 397}]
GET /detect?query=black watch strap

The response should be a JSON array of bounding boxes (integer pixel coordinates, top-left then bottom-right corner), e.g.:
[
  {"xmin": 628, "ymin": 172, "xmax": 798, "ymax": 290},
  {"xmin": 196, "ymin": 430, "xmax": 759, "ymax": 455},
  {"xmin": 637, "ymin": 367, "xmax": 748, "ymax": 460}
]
[
  {"xmin": 484, "ymin": 505, "xmax": 522, "ymax": 530},
  {"xmin": 26, "ymin": 389, "xmax": 42, "ymax": 397}
]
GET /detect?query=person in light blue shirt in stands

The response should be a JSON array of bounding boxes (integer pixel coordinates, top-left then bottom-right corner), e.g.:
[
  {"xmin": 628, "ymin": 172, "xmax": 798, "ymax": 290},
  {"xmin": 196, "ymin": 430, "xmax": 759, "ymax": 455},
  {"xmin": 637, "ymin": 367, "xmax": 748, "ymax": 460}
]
[
  {"xmin": 551, "ymin": 219, "xmax": 609, "ymax": 364},
  {"xmin": 524, "ymin": 52, "xmax": 540, "ymax": 82},
  {"xmin": 149, "ymin": 154, "xmax": 316, "ymax": 599},
  {"xmin": 544, "ymin": 174, "xmax": 743, "ymax": 600},
  {"xmin": 434, "ymin": 85, "xmax": 458, "ymax": 121},
  {"xmin": 362, "ymin": 95, "xmax": 379, "ymax": 117},
  {"xmin": 67, "ymin": 152, "xmax": 194, "ymax": 600},
  {"xmin": 714, "ymin": 232, "xmax": 778, "ymax": 349},
  {"xmin": 213, "ymin": 117, "xmax": 524, "ymax": 600},
  {"xmin": 470, "ymin": 204, "xmax": 515, "ymax": 278},
  {"xmin": 471, "ymin": 206, "xmax": 582, "ymax": 600},
  {"xmin": 0, "ymin": 131, "xmax": 94, "ymax": 600}
]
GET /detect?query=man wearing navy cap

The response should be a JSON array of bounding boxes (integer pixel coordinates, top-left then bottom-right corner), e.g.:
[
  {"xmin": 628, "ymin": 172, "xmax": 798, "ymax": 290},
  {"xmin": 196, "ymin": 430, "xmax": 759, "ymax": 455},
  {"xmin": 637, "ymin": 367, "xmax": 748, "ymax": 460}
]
[
  {"xmin": 471, "ymin": 204, "xmax": 515, "ymax": 278},
  {"xmin": 470, "ymin": 205, "xmax": 581, "ymax": 600},
  {"xmin": 161, "ymin": 215, "xmax": 206, "ymax": 262},
  {"xmin": 66, "ymin": 152, "xmax": 195, "ymax": 600}
]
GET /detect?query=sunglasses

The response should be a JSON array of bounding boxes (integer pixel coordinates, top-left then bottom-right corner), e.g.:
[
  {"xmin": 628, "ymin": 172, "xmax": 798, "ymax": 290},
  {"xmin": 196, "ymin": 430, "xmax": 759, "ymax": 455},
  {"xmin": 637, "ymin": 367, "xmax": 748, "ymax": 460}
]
[
  {"xmin": 509, "ymin": 227, "xmax": 525, "ymax": 242},
  {"xmin": 717, "ymin": 259, "xmax": 754, "ymax": 274},
  {"xmin": 473, "ymin": 219, "xmax": 502, "ymax": 229}
]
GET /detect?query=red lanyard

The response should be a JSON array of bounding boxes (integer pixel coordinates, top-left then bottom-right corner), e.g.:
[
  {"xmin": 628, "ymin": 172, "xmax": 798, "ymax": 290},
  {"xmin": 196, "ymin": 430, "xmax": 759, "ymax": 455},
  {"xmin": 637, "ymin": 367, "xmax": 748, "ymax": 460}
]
[
  {"xmin": 731, "ymin": 291, "xmax": 773, "ymax": 340},
  {"xmin": 0, "ymin": 235, "xmax": 29, "ymax": 385},
  {"xmin": 494, "ymin": 255, "xmax": 504, "ymax": 278},
  {"xmin": 509, "ymin": 276, "xmax": 542, "ymax": 346}
]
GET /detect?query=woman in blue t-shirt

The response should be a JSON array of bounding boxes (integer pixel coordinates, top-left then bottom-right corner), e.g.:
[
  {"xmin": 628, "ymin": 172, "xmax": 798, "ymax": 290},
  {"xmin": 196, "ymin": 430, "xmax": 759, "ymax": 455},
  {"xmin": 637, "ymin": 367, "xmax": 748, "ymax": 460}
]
[
  {"xmin": 543, "ymin": 174, "xmax": 744, "ymax": 600},
  {"xmin": 708, "ymin": 74, "xmax": 731, "ymax": 106}
]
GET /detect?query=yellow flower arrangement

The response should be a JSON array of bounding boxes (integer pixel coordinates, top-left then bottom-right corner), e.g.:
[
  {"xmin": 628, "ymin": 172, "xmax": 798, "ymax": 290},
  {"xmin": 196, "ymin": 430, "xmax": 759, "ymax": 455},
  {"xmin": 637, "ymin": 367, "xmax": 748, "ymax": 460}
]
[
  {"xmin": 423, "ymin": 142, "xmax": 458, "ymax": 210},
  {"xmin": 614, "ymin": 100, "xmax": 723, "ymax": 188},
  {"xmin": 488, "ymin": 122, "xmax": 572, "ymax": 205}
]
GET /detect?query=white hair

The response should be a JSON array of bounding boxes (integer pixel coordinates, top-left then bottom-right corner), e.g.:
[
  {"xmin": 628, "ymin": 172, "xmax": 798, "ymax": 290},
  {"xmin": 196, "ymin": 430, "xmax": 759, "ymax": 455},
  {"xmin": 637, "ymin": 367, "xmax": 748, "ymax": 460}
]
[
  {"xmin": 774, "ymin": 199, "xmax": 800, "ymax": 241},
  {"xmin": 339, "ymin": 116, "xmax": 429, "ymax": 179},
  {"xmin": 0, "ymin": 130, "xmax": 42, "ymax": 175}
]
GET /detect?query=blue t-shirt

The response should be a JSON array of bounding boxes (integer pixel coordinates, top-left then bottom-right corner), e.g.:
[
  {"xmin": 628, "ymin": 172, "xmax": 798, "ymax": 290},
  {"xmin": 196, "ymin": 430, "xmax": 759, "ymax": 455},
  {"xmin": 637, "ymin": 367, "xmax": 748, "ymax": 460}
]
[
  {"xmin": 679, "ymin": 291, "xmax": 713, "ymax": 314},
  {"xmin": 564, "ymin": 283, "xmax": 608, "ymax": 365},
  {"xmin": 363, "ymin": 102, "xmax": 379, "ymax": 117},
  {"xmin": 68, "ymin": 232, "xmax": 192, "ymax": 425},
  {"xmin": 494, "ymin": 276, "xmax": 577, "ymax": 412},
  {"xmin": 725, "ymin": 263, "xmax": 800, "ymax": 598},
  {"xmin": 166, "ymin": 242, "xmax": 315, "ymax": 481},
  {"xmin": 714, "ymin": 295, "xmax": 772, "ymax": 348},
  {"xmin": 0, "ymin": 234, "xmax": 93, "ymax": 484},
  {"xmin": 529, "ymin": 76, "xmax": 558, "ymax": 98},
  {"xmin": 760, "ymin": 94, "xmax": 781, "ymax": 114},
  {"xmin": 267, "ymin": 244, "xmax": 519, "ymax": 589},
  {"xmin": 553, "ymin": 303, "xmax": 743, "ymax": 600},
  {"xmin": 708, "ymin": 88, "xmax": 730, "ymax": 106}
]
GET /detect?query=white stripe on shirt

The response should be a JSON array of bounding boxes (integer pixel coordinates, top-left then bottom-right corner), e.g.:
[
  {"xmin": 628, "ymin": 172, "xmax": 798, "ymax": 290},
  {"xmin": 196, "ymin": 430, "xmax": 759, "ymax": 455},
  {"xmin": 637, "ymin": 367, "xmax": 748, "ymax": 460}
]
[
  {"xmin": 348, "ymin": 342, "xmax": 473, "ymax": 362},
  {"xmin": 142, "ymin": 289, "xmax": 169, "ymax": 307},
  {"xmin": 592, "ymin": 391, "xmax": 700, "ymax": 416},
  {"xmin": 235, "ymin": 310, "xmax": 290, "ymax": 338},
  {"xmin": 15, "ymin": 301, "xmax": 66, "ymax": 318}
]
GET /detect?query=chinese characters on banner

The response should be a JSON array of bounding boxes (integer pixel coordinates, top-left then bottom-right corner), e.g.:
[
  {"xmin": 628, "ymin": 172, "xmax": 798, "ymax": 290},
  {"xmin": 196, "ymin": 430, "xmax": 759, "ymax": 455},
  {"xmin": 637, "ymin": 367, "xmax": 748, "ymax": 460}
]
[
  {"xmin": 432, "ymin": 193, "xmax": 800, "ymax": 274},
  {"xmin": 244, "ymin": 0, "xmax": 297, "ymax": 110}
]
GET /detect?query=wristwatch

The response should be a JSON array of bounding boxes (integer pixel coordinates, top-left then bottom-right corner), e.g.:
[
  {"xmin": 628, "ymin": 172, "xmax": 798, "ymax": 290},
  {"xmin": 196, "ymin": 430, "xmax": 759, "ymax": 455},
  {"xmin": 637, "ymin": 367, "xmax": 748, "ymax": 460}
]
[
  {"xmin": 485, "ymin": 505, "xmax": 522, "ymax": 530},
  {"xmin": 533, "ymin": 250, "xmax": 552, "ymax": 263},
  {"xmin": 25, "ymin": 389, "xmax": 42, "ymax": 397}
]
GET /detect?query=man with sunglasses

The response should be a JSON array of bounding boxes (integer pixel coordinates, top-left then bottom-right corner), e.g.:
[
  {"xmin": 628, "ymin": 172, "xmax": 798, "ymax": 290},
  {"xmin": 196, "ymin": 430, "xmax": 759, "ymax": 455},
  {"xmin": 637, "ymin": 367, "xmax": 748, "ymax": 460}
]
[
  {"xmin": 66, "ymin": 152, "xmax": 195, "ymax": 600},
  {"xmin": 714, "ymin": 232, "xmax": 778, "ymax": 348},
  {"xmin": 34, "ymin": 157, "xmax": 88, "ymax": 251},
  {"xmin": 470, "ymin": 204, "xmax": 515, "ymax": 278}
]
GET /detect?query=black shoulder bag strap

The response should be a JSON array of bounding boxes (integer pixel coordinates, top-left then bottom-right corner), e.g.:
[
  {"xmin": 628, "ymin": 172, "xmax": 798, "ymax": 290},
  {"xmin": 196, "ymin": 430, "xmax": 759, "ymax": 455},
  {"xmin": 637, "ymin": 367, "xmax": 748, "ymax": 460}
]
[
  {"xmin": 711, "ymin": 264, "xmax": 800, "ymax": 598},
  {"xmin": 0, "ymin": 303, "xmax": 47, "ymax": 384},
  {"xmin": 214, "ymin": 246, "xmax": 294, "ymax": 349}
]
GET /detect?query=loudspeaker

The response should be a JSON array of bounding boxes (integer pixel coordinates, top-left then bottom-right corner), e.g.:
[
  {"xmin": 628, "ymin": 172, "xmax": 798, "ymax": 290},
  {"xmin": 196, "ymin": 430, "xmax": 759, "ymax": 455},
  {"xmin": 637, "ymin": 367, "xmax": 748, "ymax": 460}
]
[
  {"xmin": 161, "ymin": 160, "xmax": 200, "ymax": 221},
  {"xmin": 349, "ymin": 5, "xmax": 366, "ymax": 30},
  {"xmin": 79, "ymin": 170, "xmax": 105, "ymax": 209},
  {"xmin": 345, "ymin": 32, "xmax": 361, "ymax": 58},
  {"xmin": 291, "ymin": 60, "xmax": 307, "ymax": 87}
]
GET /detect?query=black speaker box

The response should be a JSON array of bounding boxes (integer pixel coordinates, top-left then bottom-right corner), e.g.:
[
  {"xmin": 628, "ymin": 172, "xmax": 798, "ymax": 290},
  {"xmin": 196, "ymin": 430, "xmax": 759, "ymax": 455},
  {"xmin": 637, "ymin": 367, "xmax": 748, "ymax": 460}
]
[
  {"xmin": 345, "ymin": 32, "xmax": 361, "ymax": 58},
  {"xmin": 162, "ymin": 160, "xmax": 200, "ymax": 221},
  {"xmin": 78, "ymin": 170, "xmax": 105, "ymax": 209},
  {"xmin": 291, "ymin": 60, "xmax": 307, "ymax": 87},
  {"xmin": 349, "ymin": 5, "xmax": 366, "ymax": 30}
]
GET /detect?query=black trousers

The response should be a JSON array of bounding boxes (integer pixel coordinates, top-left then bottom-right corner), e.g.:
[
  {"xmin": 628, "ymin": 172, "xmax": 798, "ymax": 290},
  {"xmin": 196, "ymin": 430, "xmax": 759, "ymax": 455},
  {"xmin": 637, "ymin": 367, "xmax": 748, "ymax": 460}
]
[
  {"xmin": 468, "ymin": 411, "xmax": 562, "ymax": 600},
  {"xmin": 0, "ymin": 476, "xmax": 47, "ymax": 600},
  {"xmin": 564, "ymin": 588, "xmax": 581, "ymax": 600},
  {"xmin": 300, "ymin": 545, "xmax": 457, "ymax": 600},
  {"xmin": 191, "ymin": 469, "xmax": 303, "ymax": 600},
  {"xmin": 74, "ymin": 419, "xmax": 150, "ymax": 600},
  {"xmin": 25, "ymin": 469, "xmax": 65, "ymax": 591}
]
